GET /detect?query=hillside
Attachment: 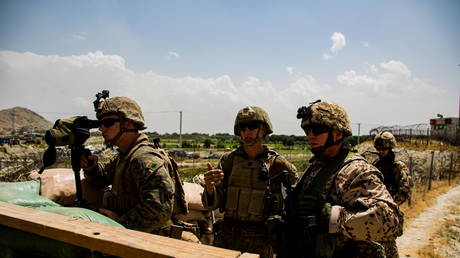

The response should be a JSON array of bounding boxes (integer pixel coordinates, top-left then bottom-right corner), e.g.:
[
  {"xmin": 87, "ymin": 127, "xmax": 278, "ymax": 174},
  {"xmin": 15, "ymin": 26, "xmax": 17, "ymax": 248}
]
[{"xmin": 0, "ymin": 107, "xmax": 52, "ymax": 134}]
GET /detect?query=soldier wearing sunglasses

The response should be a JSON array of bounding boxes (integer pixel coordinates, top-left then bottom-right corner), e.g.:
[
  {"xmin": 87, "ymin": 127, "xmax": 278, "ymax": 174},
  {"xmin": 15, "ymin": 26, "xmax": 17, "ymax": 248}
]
[
  {"xmin": 281, "ymin": 100, "xmax": 403, "ymax": 258},
  {"xmin": 373, "ymin": 131, "xmax": 411, "ymax": 258},
  {"xmin": 80, "ymin": 96, "xmax": 194, "ymax": 241},
  {"xmin": 202, "ymin": 106, "xmax": 298, "ymax": 258}
]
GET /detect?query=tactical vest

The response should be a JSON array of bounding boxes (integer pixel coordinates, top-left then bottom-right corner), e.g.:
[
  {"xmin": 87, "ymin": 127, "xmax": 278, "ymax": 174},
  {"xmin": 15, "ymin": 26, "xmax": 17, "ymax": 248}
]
[
  {"xmin": 224, "ymin": 153, "xmax": 279, "ymax": 222},
  {"xmin": 103, "ymin": 141, "xmax": 188, "ymax": 217},
  {"xmin": 290, "ymin": 148, "xmax": 386, "ymax": 258},
  {"xmin": 373, "ymin": 154, "xmax": 398, "ymax": 195}
]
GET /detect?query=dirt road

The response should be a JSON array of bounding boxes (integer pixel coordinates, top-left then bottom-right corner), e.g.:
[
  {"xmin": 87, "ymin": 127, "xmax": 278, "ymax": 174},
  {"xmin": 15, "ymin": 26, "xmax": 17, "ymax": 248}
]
[{"xmin": 397, "ymin": 184, "xmax": 460, "ymax": 257}]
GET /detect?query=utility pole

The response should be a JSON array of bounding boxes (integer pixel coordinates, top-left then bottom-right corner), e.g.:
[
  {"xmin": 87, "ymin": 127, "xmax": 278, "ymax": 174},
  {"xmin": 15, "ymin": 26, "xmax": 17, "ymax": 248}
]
[
  {"xmin": 357, "ymin": 123, "xmax": 361, "ymax": 145},
  {"xmin": 179, "ymin": 111, "xmax": 182, "ymax": 148}
]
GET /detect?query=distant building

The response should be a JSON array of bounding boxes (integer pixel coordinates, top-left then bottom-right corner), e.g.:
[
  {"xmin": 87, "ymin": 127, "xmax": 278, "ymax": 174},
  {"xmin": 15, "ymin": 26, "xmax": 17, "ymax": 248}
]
[{"xmin": 430, "ymin": 117, "xmax": 459, "ymax": 143}]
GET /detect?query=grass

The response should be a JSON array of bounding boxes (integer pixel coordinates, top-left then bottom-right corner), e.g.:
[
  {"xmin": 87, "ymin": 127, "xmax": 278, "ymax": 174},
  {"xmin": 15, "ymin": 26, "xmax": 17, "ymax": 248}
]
[{"xmin": 400, "ymin": 179, "xmax": 460, "ymax": 223}]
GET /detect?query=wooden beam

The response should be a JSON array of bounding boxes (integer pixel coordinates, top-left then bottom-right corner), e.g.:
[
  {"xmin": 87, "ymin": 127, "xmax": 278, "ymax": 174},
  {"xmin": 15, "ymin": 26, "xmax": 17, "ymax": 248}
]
[{"xmin": 0, "ymin": 202, "xmax": 258, "ymax": 258}]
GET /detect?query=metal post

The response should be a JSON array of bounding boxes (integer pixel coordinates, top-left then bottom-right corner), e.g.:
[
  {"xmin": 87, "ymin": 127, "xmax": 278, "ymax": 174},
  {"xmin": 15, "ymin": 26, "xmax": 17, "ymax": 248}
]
[
  {"xmin": 408, "ymin": 156, "xmax": 413, "ymax": 206},
  {"xmin": 179, "ymin": 111, "xmax": 182, "ymax": 148},
  {"xmin": 409, "ymin": 128, "xmax": 412, "ymax": 144},
  {"xmin": 357, "ymin": 123, "xmax": 361, "ymax": 145},
  {"xmin": 427, "ymin": 128, "xmax": 430, "ymax": 146},
  {"xmin": 449, "ymin": 152, "xmax": 453, "ymax": 185},
  {"xmin": 428, "ymin": 151, "xmax": 435, "ymax": 191}
]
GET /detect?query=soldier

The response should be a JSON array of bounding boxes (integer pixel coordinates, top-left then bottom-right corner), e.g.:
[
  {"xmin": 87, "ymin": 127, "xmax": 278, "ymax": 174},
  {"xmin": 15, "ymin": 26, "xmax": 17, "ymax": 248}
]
[
  {"xmin": 373, "ymin": 131, "xmax": 411, "ymax": 258},
  {"xmin": 282, "ymin": 100, "xmax": 404, "ymax": 257},
  {"xmin": 202, "ymin": 106, "xmax": 298, "ymax": 258},
  {"xmin": 80, "ymin": 96, "xmax": 194, "ymax": 241}
]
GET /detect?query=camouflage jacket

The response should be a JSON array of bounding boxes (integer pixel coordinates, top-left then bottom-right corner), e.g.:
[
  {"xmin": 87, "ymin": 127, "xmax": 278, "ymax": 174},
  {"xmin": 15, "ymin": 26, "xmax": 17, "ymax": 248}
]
[
  {"xmin": 202, "ymin": 145, "xmax": 298, "ymax": 218},
  {"xmin": 296, "ymin": 151, "xmax": 403, "ymax": 242},
  {"xmin": 84, "ymin": 134, "xmax": 175, "ymax": 233},
  {"xmin": 373, "ymin": 152, "xmax": 411, "ymax": 205}
]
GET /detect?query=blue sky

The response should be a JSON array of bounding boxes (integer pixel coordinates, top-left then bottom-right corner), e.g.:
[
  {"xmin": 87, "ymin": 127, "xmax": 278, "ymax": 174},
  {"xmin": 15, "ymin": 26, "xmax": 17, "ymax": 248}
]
[{"xmin": 0, "ymin": 0, "xmax": 459, "ymax": 135}]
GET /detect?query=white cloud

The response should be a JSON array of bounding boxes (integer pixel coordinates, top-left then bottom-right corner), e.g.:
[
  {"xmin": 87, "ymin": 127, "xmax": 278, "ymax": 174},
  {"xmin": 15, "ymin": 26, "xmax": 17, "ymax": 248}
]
[
  {"xmin": 286, "ymin": 66, "xmax": 294, "ymax": 75},
  {"xmin": 330, "ymin": 32, "xmax": 346, "ymax": 52},
  {"xmin": 322, "ymin": 32, "xmax": 346, "ymax": 60},
  {"xmin": 167, "ymin": 51, "xmax": 180, "ymax": 60},
  {"xmin": 0, "ymin": 51, "xmax": 454, "ymax": 135},
  {"xmin": 362, "ymin": 41, "xmax": 369, "ymax": 48},
  {"xmin": 72, "ymin": 32, "xmax": 87, "ymax": 40}
]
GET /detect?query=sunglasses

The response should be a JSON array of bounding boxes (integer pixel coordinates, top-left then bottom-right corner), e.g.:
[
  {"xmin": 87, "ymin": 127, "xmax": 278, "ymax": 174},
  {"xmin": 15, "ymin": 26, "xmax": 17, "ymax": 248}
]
[
  {"xmin": 99, "ymin": 118, "xmax": 121, "ymax": 128},
  {"xmin": 238, "ymin": 122, "xmax": 261, "ymax": 131},
  {"xmin": 302, "ymin": 124, "xmax": 330, "ymax": 136}
]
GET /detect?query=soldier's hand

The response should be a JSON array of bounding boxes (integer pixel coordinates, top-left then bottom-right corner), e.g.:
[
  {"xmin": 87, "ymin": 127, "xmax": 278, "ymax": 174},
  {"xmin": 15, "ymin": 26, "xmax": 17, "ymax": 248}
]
[
  {"xmin": 99, "ymin": 208, "xmax": 119, "ymax": 221},
  {"xmin": 80, "ymin": 154, "xmax": 98, "ymax": 172},
  {"xmin": 317, "ymin": 202, "xmax": 332, "ymax": 233},
  {"xmin": 204, "ymin": 163, "xmax": 224, "ymax": 195}
]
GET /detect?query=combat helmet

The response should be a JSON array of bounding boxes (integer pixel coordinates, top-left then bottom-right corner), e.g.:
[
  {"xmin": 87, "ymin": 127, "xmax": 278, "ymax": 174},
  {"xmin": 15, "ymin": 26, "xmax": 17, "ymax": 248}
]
[
  {"xmin": 374, "ymin": 131, "xmax": 397, "ymax": 149},
  {"xmin": 233, "ymin": 106, "xmax": 273, "ymax": 136},
  {"xmin": 297, "ymin": 100, "xmax": 352, "ymax": 137},
  {"xmin": 96, "ymin": 96, "xmax": 146, "ymax": 130}
]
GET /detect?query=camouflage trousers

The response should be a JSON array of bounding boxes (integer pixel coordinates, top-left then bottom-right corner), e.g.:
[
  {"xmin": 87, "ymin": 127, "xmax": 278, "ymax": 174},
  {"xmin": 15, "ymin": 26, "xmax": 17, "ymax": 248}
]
[
  {"xmin": 379, "ymin": 239, "xmax": 399, "ymax": 258},
  {"xmin": 214, "ymin": 223, "xmax": 273, "ymax": 258}
]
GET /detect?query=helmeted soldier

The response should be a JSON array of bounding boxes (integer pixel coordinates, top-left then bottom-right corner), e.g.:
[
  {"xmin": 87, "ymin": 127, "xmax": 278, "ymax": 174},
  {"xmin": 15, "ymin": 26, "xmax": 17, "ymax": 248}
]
[
  {"xmin": 202, "ymin": 106, "xmax": 298, "ymax": 258},
  {"xmin": 373, "ymin": 131, "xmax": 411, "ymax": 258},
  {"xmin": 281, "ymin": 100, "xmax": 403, "ymax": 258},
  {"xmin": 80, "ymin": 96, "xmax": 194, "ymax": 241}
]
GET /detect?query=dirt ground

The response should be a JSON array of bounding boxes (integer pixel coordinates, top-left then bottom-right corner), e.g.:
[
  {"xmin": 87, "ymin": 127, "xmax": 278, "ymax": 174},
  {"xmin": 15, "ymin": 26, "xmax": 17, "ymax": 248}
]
[{"xmin": 397, "ymin": 184, "xmax": 460, "ymax": 257}]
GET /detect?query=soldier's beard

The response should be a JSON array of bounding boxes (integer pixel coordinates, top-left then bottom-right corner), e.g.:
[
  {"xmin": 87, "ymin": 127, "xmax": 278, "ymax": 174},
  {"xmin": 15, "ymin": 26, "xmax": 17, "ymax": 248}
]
[
  {"xmin": 243, "ymin": 135, "xmax": 263, "ymax": 147},
  {"xmin": 104, "ymin": 131, "xmax": 123, "ymax": 148}
]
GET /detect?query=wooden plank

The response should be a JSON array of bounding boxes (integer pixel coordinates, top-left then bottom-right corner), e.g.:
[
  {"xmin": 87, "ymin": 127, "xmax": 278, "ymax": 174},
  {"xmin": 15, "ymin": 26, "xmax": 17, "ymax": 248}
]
[{"xmin": 0, "ymin": 202, "xmax": 258, "ymax": 258}]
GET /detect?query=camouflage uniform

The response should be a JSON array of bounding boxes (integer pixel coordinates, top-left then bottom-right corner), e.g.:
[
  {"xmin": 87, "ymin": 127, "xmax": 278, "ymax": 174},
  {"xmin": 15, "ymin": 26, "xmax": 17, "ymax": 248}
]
[
  {"xmin": 283, "ymin": 101, "xmax": 403, "ymax": 258},
  {"xmin": 84, "ymin": 96, "xmax": 178, "ymax": 235},
  {"xmin": 84, "ymin": 134, "xmax": 176, "ymax": 233},
  {"xmin": 373, "ymin": 132, "xmax": 411, "ymax": 258},
  {"xmin": 373, "ymin": 132, "xmax": 411, "ymax": 205},
  {"xmin": 202, "ymin": 106, "xmax": 298, "ymax": 258},
  {"xmin": 203, "ymin": 146, "xmax": 297, "ymax": 257}
]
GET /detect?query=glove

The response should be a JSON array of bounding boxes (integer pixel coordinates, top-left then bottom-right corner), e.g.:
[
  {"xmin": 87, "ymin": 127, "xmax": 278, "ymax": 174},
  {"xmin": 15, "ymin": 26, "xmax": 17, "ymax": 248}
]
[{"xmin": 316, "ymin": 202, "xmax": 332, "ymax": 233}]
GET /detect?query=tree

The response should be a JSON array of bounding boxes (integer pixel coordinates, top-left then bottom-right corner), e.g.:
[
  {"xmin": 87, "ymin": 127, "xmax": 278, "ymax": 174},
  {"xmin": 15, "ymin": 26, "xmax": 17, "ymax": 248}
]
[{"xmin": 203, "ymin": 138, "xmax": 213, "ymax": 148}]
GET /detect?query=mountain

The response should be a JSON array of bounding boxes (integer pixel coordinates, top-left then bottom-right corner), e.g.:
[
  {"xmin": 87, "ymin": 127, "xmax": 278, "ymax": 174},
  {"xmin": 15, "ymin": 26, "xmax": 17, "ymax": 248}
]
[{"xmin": 0, "ymin": 107, "xmax": 53, "ymax": 134}]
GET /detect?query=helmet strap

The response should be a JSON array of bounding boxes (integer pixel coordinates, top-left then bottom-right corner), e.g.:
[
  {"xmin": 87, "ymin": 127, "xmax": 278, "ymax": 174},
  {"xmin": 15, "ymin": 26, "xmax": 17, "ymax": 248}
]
[
  {"xmin": 105, "ymin": 119, "xmax": 138, "ymax": 147},
  {"xmin": 311, "ymin": 129, "xmax": 344, "ymax": 157},
  {"xmin": 242, "ymin": 126, "xmax": 265, "ymax": 147}
]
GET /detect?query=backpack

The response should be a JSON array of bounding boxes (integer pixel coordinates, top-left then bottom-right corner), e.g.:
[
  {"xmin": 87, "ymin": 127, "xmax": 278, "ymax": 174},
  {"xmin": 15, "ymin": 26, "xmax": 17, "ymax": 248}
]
[
  {"xmin": 151, "ymin": 147, "xmax": 188, "ymax": 216},
  {"xmin": 133, "ymin": 141, "xmax": 188, "ymax": 216}
]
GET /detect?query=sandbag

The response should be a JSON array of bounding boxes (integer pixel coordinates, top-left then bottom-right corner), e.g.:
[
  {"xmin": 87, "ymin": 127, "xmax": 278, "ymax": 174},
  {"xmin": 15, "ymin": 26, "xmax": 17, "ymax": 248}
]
[
  {"xmin": 0, "ymin": 179, "xmax": 40, "ymax": 195},
  {"xmin": 37, "ymin": 206, "xmax": 124, "ymax": 228},
  {"xmin": 183, "ymin": 182, "xmax": 207, "ymax": 211},
  {"xmin": 28, "ymin": 168, "xmax": 105, "ymax": 208},
  {"xmin": 0, "ymin": 188, "xmax": 60, "ymax": 208}
]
